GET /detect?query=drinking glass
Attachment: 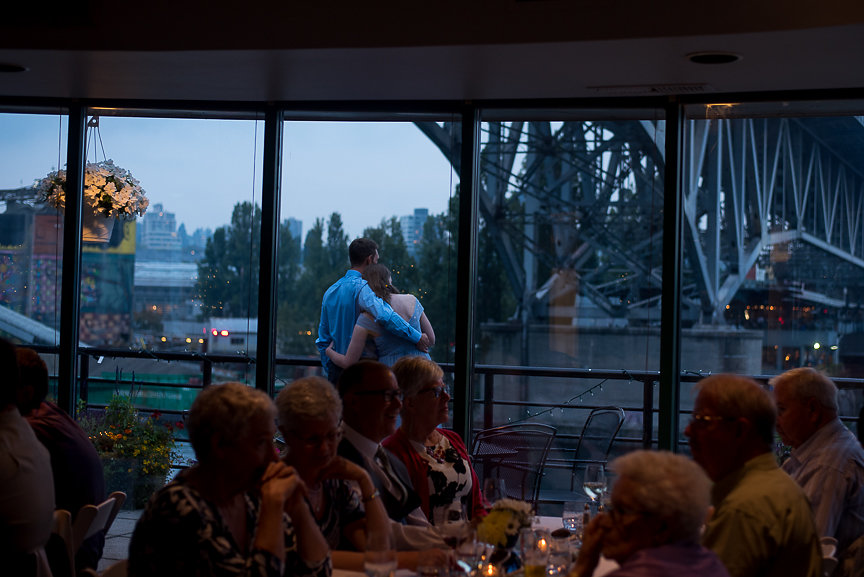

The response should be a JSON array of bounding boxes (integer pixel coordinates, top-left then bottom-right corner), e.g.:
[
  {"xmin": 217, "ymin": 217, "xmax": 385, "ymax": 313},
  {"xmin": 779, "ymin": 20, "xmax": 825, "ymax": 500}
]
[
  {"xmin": 434, "ymin": 504, "xmax": 470, "ymax": 549},
  {"xmin": 582, "ymin": 464, "xmax": 607, "ymax": 502},
  {"xmin": 364, "ymin": 528, "xmax": 397, "ymax": 577},
  {"xmin": 561, "ymin": 501, "xmax": 583, "ymax": 536},
  {"xmin": 483, "ymin": 478, "xmax": 507, "ymax": 503},
  {"xmin": 519, "ymin": 528, "xmax": 550, "ymax": 577}
]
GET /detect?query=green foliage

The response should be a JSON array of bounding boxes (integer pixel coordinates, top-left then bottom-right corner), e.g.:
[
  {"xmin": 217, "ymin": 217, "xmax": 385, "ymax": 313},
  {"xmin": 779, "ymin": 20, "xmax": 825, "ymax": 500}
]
[
  {"xmin": 77, "ymin": 394, "xmax": 180, "ymax": 479},
  {"xmin": 195, "ymin": 201, "xmax": 261, "ymax": 318}
]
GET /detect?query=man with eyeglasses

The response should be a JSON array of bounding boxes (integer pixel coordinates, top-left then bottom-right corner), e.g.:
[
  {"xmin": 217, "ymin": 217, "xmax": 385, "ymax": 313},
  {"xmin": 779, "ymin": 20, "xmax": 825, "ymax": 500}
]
[
  {"xmin": 685, "ymin": 374, "xmax": 821, "ymax": 577},
  {"xmin": 316, "ymin": 238, "xmax": 430, "ymax": 385},
  {"xmin": 337, "ymin": 360, "xmax": 447, "ymax": 552},
  {"xmin": 770, "ymin": 367, "xmax": 864, "ymax": 571}
]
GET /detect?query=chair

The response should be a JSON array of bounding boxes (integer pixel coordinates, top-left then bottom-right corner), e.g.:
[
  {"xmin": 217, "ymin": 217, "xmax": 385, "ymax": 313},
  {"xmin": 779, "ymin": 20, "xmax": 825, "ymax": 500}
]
[
  {"xmin": 51, "ymin": 493, "xmax": 122, "ymax": 577},
  {"xmin": 471, "ymin": 423, "xmax": 557, "ymax": 509},
  {"xmin": 540, "ymin": 406, "xmax": 625, "ymax": 504}
]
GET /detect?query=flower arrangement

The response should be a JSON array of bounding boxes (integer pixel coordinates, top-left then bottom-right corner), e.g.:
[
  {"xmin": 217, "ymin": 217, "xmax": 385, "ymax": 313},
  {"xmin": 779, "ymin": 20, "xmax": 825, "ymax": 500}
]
[
  {"xmin": 36, "ymin": 159, "xmax": 149, "ymax": 220},
  {"xmin": 476, "ymin": 498, "xmax": 534, "ymax": 548},
  {"xmin": 79, "ymin": 394, "xmax": 180, "ymax": 478}
]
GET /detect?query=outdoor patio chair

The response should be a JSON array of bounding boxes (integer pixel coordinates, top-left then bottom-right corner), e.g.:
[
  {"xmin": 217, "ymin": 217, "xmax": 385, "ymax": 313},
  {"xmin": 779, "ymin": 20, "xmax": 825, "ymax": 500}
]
[
  {"xmin": 540, "ymin": 406, "xmax": 625, "ymax": 504},
  {"xmin": 470, "ymin": 422, "xmax": 557, "ymax": 509}
]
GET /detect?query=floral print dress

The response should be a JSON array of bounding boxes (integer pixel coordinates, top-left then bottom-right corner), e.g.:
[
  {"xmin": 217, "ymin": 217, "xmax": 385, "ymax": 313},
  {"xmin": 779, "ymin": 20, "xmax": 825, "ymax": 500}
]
[
  {"xmin": 128, "ymin": 473, "xmax": 331, "ymax": 577},
  {"xmin": 413, "ymin": 435, "xmax": 473, "ymax": 524}
]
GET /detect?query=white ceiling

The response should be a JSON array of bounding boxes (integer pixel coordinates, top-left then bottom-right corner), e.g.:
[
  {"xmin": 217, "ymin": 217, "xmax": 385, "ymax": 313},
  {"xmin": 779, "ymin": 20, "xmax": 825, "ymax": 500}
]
[{"xmin": 2, "ymin": 2, "xmax": 863, "ymax": 103}]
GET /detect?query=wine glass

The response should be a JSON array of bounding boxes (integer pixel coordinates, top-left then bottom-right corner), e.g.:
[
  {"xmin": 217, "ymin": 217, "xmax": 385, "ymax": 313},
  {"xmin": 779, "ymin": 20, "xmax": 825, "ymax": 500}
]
[
  {"xmin": 582, "ymin": 464, "xmax": 607, "ymax": 503},
  {"xmin": 364, "ymin": 527, "xmax": 397, "ymax": 577},
  {"xmin": 483, "ymin": 478, "xmax": 507, "ymax": 504},
  {"xmin": 434, "ymin": 505, "xmax": 470, "ymax": 549}
]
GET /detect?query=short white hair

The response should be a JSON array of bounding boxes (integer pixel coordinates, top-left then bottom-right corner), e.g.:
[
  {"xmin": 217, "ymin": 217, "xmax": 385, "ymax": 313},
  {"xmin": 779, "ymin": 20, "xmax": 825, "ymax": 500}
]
[
  {"xmin": 769, "ymin": 367, "xmax": 838, "ymax": 411},
  {"xmin": 610, "ymin": 450, "xmax": 711, "ymax": 542},
  {"xmin": 187, "ymin": 382, "xmax": 276, "ymax": 463},
  {"xmin": 276, "ymin": 376, "xmax": 342, "ymax": 431}
]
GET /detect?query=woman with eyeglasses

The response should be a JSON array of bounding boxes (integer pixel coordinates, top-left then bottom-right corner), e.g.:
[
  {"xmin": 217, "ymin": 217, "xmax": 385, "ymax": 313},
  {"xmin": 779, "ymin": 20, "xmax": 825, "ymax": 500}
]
[
  {"xmin": 384, "ymin": 357, "xmax": 486, "ymax": 523},
  {"xmin": 275, "ymin": 377, "xmax": 392, "ymax": 571},
  {"xmin": 325, "ymin": 263, "xmax": 435, "ymax": 368}
]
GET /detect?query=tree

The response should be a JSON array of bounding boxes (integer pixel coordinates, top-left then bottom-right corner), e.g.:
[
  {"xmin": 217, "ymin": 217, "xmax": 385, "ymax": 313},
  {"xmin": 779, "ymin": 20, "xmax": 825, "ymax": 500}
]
[{"xmin": 195, "ymin": 202, "xmax": 261, "ymax": 318}]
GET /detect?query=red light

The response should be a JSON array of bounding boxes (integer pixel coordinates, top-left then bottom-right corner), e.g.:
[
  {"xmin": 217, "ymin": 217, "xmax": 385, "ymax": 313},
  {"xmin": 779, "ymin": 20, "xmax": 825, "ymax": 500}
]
[
  {"xmin": 220, "ymin": 330, "xmax": 229, "ymax": 337},
  {"xmin": 211, "ymin": 329, "xmax": 218, "ymax": 336}
]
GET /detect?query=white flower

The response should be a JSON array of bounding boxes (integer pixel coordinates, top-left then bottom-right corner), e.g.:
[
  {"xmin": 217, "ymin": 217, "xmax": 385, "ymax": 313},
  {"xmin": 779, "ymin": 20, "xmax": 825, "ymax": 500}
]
[{"xmin": 35, "ymin": 160, "xmax": 148, "ymax": 220}]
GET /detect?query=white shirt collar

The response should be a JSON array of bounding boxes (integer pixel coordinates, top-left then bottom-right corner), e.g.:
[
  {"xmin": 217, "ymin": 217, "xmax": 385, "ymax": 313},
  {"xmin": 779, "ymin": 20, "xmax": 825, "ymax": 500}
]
[{"xmin": 343, "ymin": 422, "xmax": 381, "ymax": 461}]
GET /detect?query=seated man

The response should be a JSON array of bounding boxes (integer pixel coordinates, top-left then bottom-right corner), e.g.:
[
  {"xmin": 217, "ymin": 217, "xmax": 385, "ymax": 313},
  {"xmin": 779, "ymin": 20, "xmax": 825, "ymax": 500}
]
[
  {"xmin": 573, "ymin": 450, "xmax": 730, "ymax": 577},
  {"xmin": 685, "ymin": 373, "xmax": 822, "ymax": 577},
  {"xmin": 0, "ymin": 338, "xmax": 55, "ymax": 577},
  {"xmin": 337, "ymin": 360, "xmax": 446, "ymax": 551},
  {"xmin": 17, "ymin": 347, "xmax": 107, "ymax": 573},
  {"xmin": 770, "ymin": 368, "xmax": 864, "ymax": 562}
]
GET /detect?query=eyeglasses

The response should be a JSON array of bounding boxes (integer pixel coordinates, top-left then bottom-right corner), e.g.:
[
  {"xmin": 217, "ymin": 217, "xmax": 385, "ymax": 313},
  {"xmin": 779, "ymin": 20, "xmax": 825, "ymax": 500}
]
[
  {"xmin": 292, "ymin": 426, "xmax": 343, "ymax": 447},
  {"xmin": 418, "ymin": 384, "xmax": 450, "ymax": 399},
  {"xmin": 353, "ymin": 388, "xmax": 404, "ymax": 403},
  {"xmin": 689, "ymin": 413, "xmax": 737, "ymax": 427},
  {"xmin": 606, "ymin": 503, "xmax": 652, "ymax": 525}
]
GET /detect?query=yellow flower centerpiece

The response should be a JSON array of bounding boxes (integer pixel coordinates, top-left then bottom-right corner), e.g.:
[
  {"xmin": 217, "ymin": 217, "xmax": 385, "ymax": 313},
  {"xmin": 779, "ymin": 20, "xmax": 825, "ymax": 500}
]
[
  {"xmin": 477, "ymin": 498, "xmax": 533, "ymax": 547},
  {"xmin": 477, "ymin": 498, "xmax": 534, "ymax": 573}
]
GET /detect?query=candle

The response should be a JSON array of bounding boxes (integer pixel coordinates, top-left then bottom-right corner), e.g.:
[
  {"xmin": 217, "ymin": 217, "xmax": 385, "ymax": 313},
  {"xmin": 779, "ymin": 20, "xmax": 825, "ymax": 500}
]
[{"xmin": 484, "ymin": 563, "xmax": 500, "ymax": 577}]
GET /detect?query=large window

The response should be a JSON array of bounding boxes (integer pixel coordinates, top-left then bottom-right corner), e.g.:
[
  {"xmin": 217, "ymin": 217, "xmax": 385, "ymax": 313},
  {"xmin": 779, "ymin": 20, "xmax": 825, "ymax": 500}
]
[
  {"xmin": 0, "ymin": 110, "xmax": 68, "ymax": 394},
  {"xmin": 275, "ymin": 118, "xmax": 460, "ymax": 388},
  {"xmin": 70, "ymin": 111, "xmax": 263, "ymax": 407},
  {"xmin": 473, "ymin": 111, "xmax": 665, "ymax": 506},
  {"xmin": 680, "ymin": 100, "xmax": 864, "ymax": 440}
]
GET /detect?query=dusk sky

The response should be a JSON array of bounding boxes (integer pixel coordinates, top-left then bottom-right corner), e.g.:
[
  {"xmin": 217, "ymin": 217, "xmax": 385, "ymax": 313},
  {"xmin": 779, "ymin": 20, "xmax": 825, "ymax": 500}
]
[{"xmin": 0, "ymin": 113, "xmax": 458, "ymax": 241}]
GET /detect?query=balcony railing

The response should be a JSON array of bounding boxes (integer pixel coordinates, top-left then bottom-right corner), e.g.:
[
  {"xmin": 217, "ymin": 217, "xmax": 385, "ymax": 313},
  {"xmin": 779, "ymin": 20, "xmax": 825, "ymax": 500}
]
[{"xmin": 30, "ymin": 344, "xmax": 864, "ymax": 509}]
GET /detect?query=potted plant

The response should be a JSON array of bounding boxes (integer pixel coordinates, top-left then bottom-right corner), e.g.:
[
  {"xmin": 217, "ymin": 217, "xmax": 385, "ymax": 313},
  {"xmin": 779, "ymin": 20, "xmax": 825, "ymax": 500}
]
[
  {"xmin": 36, "ymin": 159, "xmax": 149, "ymax": 241},
  {"xmin": 78, "ymin": 394, "xmax": 180, "ymax": 509}
]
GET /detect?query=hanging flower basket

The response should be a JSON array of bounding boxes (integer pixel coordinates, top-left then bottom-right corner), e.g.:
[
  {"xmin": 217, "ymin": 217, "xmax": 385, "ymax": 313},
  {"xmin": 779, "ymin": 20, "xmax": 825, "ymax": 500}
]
[
  {"xmin": 82, "ymin": 209, "xmax": 115, "ymax": 242},
  {"xmin": 36, "ymin": 159, "xmax": 149, "ymax": 222}
]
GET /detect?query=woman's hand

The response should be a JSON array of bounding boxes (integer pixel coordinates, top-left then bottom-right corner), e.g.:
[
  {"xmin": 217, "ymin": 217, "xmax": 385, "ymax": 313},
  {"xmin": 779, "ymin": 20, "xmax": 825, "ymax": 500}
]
[
  {"xmin": 260, "ymin": 461, "xmax": 307, "ymax": 513},
  {"xmin": 570, "ymin": 513, "xmax": 609, "ymax": 577}
]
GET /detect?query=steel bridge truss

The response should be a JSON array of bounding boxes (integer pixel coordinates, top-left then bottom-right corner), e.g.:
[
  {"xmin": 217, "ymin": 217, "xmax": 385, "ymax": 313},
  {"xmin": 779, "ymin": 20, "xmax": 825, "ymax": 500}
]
[{"xmin": 418, "ymin": 115, "xmax": 864, "ymax": 327}]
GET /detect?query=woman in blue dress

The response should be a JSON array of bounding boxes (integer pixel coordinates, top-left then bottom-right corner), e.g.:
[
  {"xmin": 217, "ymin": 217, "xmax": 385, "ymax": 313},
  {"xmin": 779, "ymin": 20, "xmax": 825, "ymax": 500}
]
[{"xmin": 326, "ymin": 263, "xmax": 434, "ymax": 368}]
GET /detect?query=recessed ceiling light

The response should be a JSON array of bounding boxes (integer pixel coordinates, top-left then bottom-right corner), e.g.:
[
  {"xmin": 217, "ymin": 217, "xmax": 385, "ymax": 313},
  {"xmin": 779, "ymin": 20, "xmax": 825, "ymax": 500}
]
[
  {"xmin": 687, "ymin": 52, "xmax": 741, "ymax": 65},
  {"xmin": 0, "ymin": 63, "xmax": 28, "ymax": 73}
]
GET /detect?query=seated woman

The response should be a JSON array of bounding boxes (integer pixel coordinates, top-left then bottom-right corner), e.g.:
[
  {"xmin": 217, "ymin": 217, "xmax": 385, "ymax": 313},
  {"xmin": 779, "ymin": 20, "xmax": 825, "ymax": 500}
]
[
  {"xmin": 572, "ymin": 450, "xmax": 730, "ymax": 577},
  {"xmin": 128, "ymin": 382, "xmax": 330, "ymax": 577},
  {"xmin": 384, "ymin": 357, "xmax": 486, "ymax": 523},
  {"xmin": 276, "ymin": 376, "xmax": 448, "ymax": 571},
  {"xmin": 326, "ymin": 263, "xmax": 434, "ymax": 368}
]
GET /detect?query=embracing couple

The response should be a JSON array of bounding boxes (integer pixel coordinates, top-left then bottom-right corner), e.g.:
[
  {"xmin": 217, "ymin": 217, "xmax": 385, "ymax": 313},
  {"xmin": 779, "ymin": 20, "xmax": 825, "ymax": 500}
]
[{"xmin": 316, "ymin": 238, "xmax": 435, "ymax": 384}]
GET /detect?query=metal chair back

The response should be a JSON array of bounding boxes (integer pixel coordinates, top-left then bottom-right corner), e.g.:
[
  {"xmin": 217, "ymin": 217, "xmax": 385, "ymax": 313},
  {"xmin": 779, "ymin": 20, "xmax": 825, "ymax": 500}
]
[{"xmin": 471, "ymin": 423, "xmax": 557, "ymax": 509}]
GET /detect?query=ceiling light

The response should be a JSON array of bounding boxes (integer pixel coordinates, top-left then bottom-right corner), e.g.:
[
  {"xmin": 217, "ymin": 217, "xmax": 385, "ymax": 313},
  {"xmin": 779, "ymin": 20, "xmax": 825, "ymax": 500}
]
[
  {"xmin": 687, "ymin": 52, "xmax": 741, "ymax": 65},
  {"xmin": 0, "ymin": 63, "xmax": 28, "ymax": 73}
]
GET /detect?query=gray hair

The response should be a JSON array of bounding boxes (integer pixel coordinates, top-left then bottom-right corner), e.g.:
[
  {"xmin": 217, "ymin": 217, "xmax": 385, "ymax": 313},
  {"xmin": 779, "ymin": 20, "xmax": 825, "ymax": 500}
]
[
  {"xmin": 610, "ymin": 450, "xmax": 711, "ymax": 542},
  {"xmin": 391, "ymin": 356, "xmax": 444, "ymax": 398},
  {"xmin": 187, "ymin": 382, "xmax": 276, "ymax": 463},
  {"xmin": 694, "ymin": 374, "xmax": 776, "ymax": 445},
  {"xmin": 768, "ymin": 367, "xmax": 838, "ymax": 412},
  {"xmin": 276, "ymin": 376, "xmax": 342, "ymax": 431}
]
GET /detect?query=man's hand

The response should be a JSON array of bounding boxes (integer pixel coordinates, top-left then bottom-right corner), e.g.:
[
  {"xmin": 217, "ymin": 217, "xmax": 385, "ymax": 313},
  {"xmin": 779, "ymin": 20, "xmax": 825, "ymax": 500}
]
[{"xmin": 416, "ymin": 333, "xmax": 430, "ymax": 352}]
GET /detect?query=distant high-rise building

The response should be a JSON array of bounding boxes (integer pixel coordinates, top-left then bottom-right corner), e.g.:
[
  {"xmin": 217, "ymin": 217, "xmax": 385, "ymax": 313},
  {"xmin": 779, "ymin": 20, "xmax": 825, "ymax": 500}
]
[
  {"xmin": 400, "ymin": 208, "xmax": 428, "ymax": 257},
  {"xmin": 140, "ymin": 203, "xmax": 181, "ymax": 251}
]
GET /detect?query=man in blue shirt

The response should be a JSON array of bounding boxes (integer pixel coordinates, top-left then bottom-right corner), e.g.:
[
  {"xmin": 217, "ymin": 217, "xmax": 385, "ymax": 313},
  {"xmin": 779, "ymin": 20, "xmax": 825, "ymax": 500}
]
[{"xmin": 316, "ymin": 238, "xmax": 429, "ymax": 383}]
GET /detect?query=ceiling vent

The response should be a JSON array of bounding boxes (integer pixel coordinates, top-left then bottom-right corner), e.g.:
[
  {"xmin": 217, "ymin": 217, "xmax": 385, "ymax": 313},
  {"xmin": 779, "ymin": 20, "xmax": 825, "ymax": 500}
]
[{"xmin": 587, "ymin": 83, "xmax": 713, "ymax": 96}]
